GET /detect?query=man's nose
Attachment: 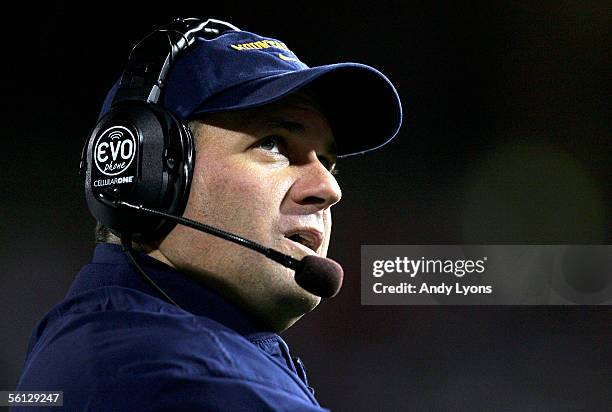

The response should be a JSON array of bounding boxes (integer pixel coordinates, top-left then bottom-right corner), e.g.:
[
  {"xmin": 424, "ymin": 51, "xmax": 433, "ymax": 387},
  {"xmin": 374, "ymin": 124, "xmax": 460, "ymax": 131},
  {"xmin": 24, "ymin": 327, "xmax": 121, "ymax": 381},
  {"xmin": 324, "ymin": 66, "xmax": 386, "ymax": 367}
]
[{"xmin": 289, "ymin": 158, "xmax": 342, "ymax": 213}]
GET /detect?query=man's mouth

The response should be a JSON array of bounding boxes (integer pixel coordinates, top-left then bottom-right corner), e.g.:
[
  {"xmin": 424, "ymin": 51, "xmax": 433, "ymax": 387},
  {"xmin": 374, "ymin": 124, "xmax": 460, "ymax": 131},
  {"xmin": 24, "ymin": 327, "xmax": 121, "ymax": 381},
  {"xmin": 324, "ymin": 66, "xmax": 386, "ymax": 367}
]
[{"xmin": 284, "ymin": 230, "xmax": 323, "ymax": 253}]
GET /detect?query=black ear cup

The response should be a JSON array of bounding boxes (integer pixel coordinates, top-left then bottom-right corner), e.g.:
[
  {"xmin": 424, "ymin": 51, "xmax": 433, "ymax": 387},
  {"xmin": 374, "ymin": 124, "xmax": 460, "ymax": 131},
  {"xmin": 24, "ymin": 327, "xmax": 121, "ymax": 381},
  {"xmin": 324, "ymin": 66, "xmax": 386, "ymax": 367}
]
[{"xmin": 84, "ymin": 101, "xmax": 194, "ymax": 242}]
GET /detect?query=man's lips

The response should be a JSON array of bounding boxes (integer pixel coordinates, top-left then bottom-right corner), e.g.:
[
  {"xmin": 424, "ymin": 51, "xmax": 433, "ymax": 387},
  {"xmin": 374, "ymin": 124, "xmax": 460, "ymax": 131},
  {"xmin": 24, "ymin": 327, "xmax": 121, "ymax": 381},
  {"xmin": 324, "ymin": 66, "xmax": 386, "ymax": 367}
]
[{"xmin": 283, "ymin": 228, "xmax": 324, "ymax": 253}]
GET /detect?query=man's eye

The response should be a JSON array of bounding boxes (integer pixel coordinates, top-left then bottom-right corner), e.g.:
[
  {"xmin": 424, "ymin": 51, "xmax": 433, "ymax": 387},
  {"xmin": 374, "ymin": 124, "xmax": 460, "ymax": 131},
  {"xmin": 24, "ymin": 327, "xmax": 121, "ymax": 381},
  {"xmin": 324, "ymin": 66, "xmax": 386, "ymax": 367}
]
[{"xmin": 256, "ymin": 137, "xmax": 282, "ymax": 153}]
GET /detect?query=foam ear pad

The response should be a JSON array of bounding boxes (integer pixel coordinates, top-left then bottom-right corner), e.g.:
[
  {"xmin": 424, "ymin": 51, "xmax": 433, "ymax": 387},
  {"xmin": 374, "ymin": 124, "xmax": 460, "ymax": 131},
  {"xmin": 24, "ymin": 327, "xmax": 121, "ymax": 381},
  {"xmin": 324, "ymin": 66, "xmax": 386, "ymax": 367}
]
[{"xmin": 84, "ymin": 101, "xmax": 194, "ymax": 242}]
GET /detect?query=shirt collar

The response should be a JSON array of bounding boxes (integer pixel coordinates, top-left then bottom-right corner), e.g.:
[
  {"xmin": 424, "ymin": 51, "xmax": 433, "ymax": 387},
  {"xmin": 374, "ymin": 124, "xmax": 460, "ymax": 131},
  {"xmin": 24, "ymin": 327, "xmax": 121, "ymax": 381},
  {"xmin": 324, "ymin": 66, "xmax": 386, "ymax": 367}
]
[{"xmin": 67, "ymin": 243, "xmax": 266, "ymax": 336}]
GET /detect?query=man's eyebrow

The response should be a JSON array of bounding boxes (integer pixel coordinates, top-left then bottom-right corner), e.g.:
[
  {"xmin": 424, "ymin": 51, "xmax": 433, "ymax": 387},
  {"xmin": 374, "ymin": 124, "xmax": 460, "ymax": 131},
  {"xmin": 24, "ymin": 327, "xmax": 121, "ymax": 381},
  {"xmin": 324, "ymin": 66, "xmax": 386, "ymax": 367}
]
[
  {"xmin": 263, "ymin": 118, "xmax": 337, "ymax": 158},
  {"xmin": 264, "ymin": 119, "xmax": 307, "ymax": 134}
]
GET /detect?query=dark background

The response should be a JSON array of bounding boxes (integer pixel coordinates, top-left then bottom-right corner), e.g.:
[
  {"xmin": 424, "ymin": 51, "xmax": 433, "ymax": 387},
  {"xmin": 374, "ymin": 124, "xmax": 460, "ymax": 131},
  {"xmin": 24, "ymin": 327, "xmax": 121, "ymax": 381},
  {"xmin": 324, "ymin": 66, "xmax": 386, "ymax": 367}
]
[{"xmin": 1, "ymin": 1, "xmax": 610, "ymax": 410}]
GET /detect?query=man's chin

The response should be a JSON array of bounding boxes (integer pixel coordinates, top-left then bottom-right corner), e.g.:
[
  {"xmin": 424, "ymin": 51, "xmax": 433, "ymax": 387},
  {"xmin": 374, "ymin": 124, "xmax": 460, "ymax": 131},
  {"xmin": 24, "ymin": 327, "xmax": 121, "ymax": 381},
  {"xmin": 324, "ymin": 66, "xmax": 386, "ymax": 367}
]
[
  {"xmin": 252, "ymin": 286, "xmax": 322, "ymax": 332},
  {"xmin": 258, "ymin": 305, "xmax": 317, "ymax": 333}
]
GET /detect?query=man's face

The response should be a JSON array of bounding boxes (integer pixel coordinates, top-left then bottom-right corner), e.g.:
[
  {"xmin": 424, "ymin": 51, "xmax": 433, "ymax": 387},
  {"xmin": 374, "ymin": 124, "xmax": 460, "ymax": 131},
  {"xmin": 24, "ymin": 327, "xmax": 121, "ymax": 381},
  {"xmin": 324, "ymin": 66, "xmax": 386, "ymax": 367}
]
[{"xmin": 152, "ymin": 93, "xmax": 342, "ymax": 331}]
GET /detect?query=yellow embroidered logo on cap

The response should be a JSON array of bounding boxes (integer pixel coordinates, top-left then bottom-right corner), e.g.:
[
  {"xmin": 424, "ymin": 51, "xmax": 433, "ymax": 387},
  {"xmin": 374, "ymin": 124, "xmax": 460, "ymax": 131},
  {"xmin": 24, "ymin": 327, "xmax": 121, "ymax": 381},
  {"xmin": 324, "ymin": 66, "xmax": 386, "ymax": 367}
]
[
  {"xmin": 230, "ymin": 40, "xmax": 300, "ymax": 62},
  {"xmin": 230, "ymin": 40, "xmax": 291, "ymax": 52}
]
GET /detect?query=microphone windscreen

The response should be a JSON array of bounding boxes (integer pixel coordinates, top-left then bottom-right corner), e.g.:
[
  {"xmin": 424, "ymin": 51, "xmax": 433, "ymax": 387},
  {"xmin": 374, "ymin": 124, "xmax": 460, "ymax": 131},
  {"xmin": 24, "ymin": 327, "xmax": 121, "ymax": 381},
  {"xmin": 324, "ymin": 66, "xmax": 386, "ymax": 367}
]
[{"xmin": 295, "ymin": 256, "xmax": 344, "ymax": 298}]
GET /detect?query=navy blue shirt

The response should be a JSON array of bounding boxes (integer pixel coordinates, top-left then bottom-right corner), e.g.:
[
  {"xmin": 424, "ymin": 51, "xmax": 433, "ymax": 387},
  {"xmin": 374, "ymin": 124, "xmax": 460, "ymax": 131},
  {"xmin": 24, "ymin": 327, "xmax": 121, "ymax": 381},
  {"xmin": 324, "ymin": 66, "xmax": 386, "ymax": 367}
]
[{"xmin": 15, "ymin": 243, "xmax": 329, "ymax": 411}]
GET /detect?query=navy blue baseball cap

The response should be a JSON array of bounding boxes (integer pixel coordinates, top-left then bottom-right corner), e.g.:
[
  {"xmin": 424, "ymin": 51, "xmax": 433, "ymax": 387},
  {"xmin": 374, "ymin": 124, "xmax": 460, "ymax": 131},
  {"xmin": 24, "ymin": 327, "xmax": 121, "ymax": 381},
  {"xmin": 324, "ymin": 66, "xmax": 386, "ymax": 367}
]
[{"xmin": 99, "ymin": 27, "xmax": 402, "ymax": 157}]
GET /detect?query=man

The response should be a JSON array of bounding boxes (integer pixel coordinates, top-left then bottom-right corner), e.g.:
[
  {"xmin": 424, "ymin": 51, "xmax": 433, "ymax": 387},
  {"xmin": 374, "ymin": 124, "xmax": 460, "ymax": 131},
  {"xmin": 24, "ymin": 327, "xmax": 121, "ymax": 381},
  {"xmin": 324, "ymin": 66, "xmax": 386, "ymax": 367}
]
[{"xmin": 14, "ymin": 18, "xmax": 401, "ymax": 410}]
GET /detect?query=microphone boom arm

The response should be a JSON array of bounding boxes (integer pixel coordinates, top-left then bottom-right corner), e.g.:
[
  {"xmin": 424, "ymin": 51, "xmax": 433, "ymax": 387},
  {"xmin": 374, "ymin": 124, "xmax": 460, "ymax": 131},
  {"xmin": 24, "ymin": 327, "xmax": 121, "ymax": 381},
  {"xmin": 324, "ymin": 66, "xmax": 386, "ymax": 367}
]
[{"xmin": 115, "ymin": 200, "xmax": 304, "ymax": 271}]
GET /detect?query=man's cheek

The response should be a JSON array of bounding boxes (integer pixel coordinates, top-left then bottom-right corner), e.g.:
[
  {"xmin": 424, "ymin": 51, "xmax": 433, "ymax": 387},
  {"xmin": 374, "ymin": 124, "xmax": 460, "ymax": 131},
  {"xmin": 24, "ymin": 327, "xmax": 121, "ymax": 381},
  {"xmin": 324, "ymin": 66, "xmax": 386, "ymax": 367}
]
[{"xmin": 203, "ymin": 174, "xmax": 272, "ymax": 223}]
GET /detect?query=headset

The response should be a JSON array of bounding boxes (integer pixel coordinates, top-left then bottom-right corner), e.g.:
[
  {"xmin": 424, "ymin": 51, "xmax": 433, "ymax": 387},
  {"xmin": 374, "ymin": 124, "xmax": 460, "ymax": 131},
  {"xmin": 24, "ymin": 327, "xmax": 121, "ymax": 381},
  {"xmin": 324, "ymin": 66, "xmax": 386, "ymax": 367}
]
[
  {"xmin": 78, "ymin": 18, "xmax": 343, "ymax": 303},
  {"xmin": 79, "ymin": 18, "xmax": 240, "ymax": 243}
]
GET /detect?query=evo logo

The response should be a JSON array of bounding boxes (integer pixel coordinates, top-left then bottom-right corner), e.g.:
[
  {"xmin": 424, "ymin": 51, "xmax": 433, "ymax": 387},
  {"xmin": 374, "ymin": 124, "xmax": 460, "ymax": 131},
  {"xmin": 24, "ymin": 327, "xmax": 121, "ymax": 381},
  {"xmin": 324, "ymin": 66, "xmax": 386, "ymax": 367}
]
[{"xmin": 94, "ymin": 126, "xmax": 136, "ymax": 176}]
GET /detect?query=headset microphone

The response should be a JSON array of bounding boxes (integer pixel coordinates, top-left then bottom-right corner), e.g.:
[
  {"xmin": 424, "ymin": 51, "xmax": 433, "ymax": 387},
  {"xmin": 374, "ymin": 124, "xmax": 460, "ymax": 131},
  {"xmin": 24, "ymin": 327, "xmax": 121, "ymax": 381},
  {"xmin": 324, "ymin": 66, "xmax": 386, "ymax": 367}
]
[
  {"xmin": 294, "ymin": 256, "xmax": 344, "ymax": 299},
  {"xmin": 99, "ymin": 194, "xmax": 344, "ymax": 299}
]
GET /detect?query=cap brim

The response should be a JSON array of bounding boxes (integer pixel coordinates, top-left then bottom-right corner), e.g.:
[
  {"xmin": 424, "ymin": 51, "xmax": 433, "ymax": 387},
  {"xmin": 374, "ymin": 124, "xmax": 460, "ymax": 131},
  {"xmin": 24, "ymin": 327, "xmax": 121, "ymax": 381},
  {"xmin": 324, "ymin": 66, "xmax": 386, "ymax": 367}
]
[{"xmin": 189, "ymin": 63, "xmax": 402, "ymax": 158}]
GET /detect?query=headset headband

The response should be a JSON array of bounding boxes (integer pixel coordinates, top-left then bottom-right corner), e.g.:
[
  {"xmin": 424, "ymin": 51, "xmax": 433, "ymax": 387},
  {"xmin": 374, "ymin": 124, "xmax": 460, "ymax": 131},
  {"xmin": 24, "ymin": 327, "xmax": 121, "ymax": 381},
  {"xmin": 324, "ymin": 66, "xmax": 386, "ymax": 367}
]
[{"xmin": 112, "ymin": 18, "xmax": 240, "ymax": 106}]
